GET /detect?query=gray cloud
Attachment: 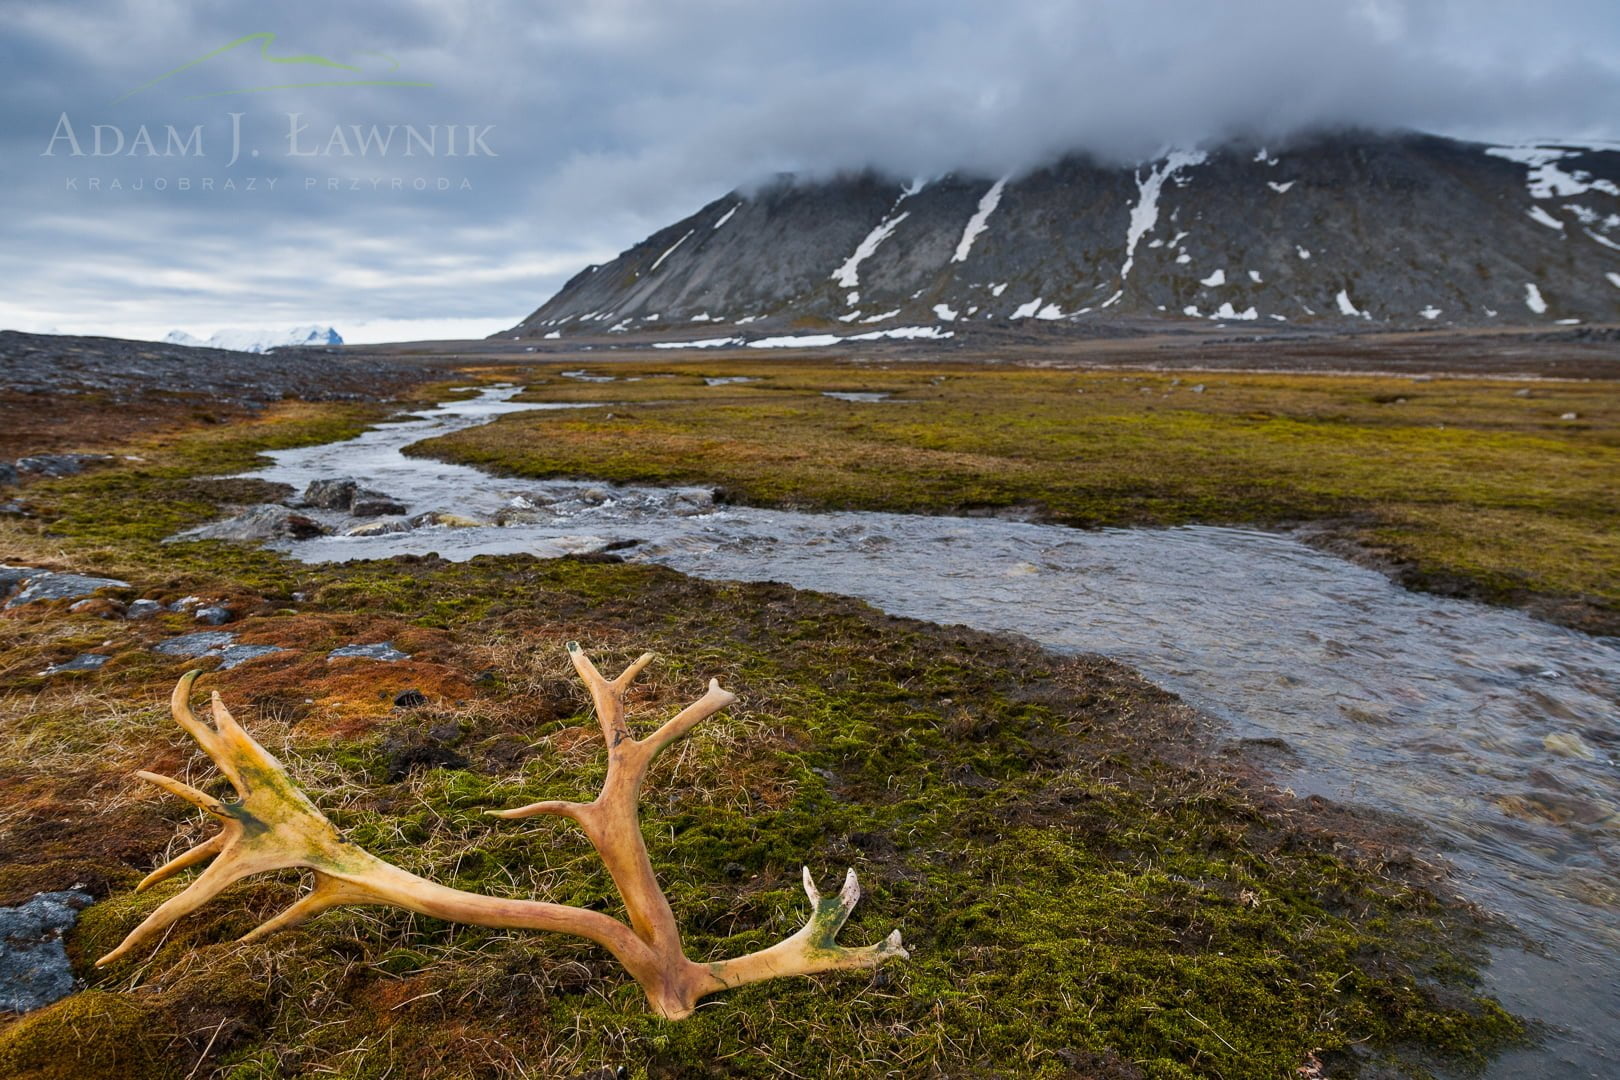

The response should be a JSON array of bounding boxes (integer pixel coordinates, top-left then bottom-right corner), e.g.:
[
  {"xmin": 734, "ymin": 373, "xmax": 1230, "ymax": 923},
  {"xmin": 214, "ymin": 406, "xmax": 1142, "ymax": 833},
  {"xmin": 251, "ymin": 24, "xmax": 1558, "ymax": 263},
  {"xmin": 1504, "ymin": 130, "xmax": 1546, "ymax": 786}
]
[{"xmin": 3, "ymin": 0, "xmax": 1618, "ymax": 340}]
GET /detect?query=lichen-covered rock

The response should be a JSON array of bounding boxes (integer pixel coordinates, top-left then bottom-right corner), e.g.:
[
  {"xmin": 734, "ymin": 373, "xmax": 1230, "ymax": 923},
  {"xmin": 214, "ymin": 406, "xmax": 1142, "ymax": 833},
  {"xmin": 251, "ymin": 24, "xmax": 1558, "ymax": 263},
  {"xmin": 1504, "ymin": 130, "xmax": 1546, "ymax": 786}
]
[
  {"xmin": 215, "ymin": 644, "xmax": 287, "ymax": 670},
  {"xmin": 40, "ymin": 654, "xmax": 110, "ymax": 676},
  {"xmin": 328, "ymin": 641, "xmax": 410, "ymax": 662},
  {"xmin": 0, "ymin": 890, "xmax": 92, "ymax": 1013},
  {"xmin": 12, "ymin": 454, "xmax": 114, "ymax": 478},
  {"xmin": 151, "ymin": 630, "xmax": 238, "ymax": 657},
  {"xmin": 3, "ymin": 571, "xmax": 129, "ymax": 609},
  {"xmin": 181, "ymin": 505, "xmax": 329, "ymax": 542},
  {"xmin": 125, "ymin": 599, "xmax": 163, "ymax": 619}
]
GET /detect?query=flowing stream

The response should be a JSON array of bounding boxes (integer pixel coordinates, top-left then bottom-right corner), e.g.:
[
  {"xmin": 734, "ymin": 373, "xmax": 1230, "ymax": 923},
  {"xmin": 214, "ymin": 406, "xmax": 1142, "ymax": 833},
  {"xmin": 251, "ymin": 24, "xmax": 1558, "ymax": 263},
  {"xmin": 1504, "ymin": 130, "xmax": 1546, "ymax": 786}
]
[{"xmin": 219, "ymin": 386, "xmax": 1616, "ymax": 1076}]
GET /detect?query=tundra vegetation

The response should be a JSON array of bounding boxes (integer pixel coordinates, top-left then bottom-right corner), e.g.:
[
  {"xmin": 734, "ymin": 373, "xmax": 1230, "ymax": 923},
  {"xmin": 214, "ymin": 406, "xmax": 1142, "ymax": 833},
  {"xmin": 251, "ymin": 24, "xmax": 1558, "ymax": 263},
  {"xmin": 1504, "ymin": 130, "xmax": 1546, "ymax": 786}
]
[{"xmin": 0, "ymin": 367, "xmax": 1536, "ymax": 1078}]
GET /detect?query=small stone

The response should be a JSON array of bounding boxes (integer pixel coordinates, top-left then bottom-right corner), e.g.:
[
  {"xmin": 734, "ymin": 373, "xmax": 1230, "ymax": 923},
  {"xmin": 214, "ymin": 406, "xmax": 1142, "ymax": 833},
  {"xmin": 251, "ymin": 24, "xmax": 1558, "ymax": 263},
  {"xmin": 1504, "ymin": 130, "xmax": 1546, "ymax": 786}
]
[
  {"xmin": 41, "ymin": 653, "xmax": 111, "ymax": 675},
  {"xmin": 410, "ymin": 511, "xmax": 482, "ymax": 528},
  {"xmin": 0, "ymin": 501, "xmax": 31, "ymax": 518},
  {"xmin": 0, "ymin": 890, "xmax": 93, "ymax": 1012},
  {"xmin": 329, "ymin": 641, "xmax": 410, "ymax": 662},
  {"xmin": 170, "ymin": 595, "xmax": 202, "ymax": 611},
  {"xmin": 0, "ymin": 462, "xmax": 16, "ymax": 487},
  {"xmin": 193, "ymin": 605, "xmax": 234, "ymax": 626},
  {"xmin": 393, "ymin": 688, "xmax": 429, "ymax": 709},
  {"xmin": 126, "ymin": 599, "xmax": 163, "ymax": 619},
  {"xmin": 1191, "ymin": 383, "xmax": 1206, "ymax": 393},
  {"xmin": 350, "ymin": 491, "xmax": 409, "ymax": 517},
  {"xmin": 1561, "ymin": 412, "xmax": 1579, "ymax": 420},
  {"xmin": 345, "ymin": 518, "xmax": 414, "ymax": 537}
]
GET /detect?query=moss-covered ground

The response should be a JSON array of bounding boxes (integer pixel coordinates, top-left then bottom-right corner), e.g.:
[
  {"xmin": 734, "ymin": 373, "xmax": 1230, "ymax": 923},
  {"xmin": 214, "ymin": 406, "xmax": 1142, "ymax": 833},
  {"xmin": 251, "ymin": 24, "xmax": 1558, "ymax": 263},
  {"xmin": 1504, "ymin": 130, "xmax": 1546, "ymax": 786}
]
[
  {"xmin": 407, "ymin": 359, "xmax": 1620, "ymax": 634},
  {"xmin": 0, "ymin": 382, "xmax": 1525, "ymax": 1078}
]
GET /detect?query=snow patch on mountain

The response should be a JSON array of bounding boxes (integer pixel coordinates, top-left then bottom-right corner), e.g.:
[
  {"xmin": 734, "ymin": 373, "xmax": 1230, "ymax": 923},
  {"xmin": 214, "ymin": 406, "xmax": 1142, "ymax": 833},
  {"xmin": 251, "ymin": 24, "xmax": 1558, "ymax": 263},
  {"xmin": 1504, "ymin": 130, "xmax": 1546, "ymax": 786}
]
[
  {"xmin": 1105, "ymin": 150, "xmax": 1207, "ymax": 308},
  {"xmin": 952, "ymin": 177, "xmax": 1008, "ymax": 263},
  {"xmin": 164, "ymin": 325, "xmax": 343, "ymax": 353},
  {"xmin": 1527, "ymin": 206, "xmax": 1565, "ymax": 230},
  {"xmin": 833, "ymin": 211, "xmax": 910, "ymax": 288},
  {"xmin": 650, "ymin": 230, "xmax": 695, "ymax": 272},
  {"xmin": 1487, "ymin": 145, "xmax": 1620, "ymax": 200}
]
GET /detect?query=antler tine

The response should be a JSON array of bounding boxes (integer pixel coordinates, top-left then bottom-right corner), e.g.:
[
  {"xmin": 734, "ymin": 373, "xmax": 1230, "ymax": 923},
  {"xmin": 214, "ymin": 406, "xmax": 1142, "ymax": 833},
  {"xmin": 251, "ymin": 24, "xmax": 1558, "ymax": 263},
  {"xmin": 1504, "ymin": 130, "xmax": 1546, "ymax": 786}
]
[
  {"xmin": 613, "ymin": 651, "xmax": 657, "ymax": 692},
  {"xmin": 135, "ymin": 770, "xmax": 228, "ymax": 817},
  {"xmin": 487, "ymin": 799, "xmax": 591, "ymax": 823},
  {"xmin": 97, "ymin": 854, "xmax": 259, "ymax": 967},
  {"xmin": 695, "ymin": 867, "xmax": 907, "ymax": 995},
  {"xmin": 640, "ymin": 678, "xmax": 736, "ymax": 758},
  {"xmin": 137, "ymin": 833, "xmax": 226, "ymax": 892},
  {"xmin": 169, "ymin": 670, "xmax": 221, "ymax": 752},
  {"xmin": 237, "ymin": 873, "xmax": 375, "ymax": 944},
  {"xmin": 567, "ymin": 641, "xmax": 627, "ymax": 745}
]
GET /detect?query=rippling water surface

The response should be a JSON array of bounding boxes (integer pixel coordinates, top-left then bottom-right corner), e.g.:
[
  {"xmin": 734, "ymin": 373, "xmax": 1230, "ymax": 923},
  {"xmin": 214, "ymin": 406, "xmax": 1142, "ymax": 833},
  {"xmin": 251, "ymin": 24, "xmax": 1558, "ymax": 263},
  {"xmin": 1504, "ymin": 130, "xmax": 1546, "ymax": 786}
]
[{"xmin": 229, "ymin": 387, "xmax": 1617, "ymax": 1076}]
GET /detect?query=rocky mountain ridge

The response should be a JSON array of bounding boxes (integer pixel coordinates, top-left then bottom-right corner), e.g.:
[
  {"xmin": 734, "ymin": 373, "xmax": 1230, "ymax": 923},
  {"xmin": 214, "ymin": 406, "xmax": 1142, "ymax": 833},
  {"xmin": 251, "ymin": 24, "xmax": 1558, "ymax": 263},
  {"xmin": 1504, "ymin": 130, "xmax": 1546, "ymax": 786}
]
[{"xmin": 506, "ymin": 131, "xmax": 1620, "ymax": 339}]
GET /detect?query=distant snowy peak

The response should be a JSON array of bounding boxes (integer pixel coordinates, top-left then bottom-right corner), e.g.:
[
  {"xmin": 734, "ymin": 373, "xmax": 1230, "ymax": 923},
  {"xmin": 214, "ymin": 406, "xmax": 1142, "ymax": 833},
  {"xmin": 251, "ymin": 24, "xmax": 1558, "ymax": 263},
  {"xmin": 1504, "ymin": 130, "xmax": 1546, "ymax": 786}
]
[
  {"xmin": 508, "ymin": 131, "xmax": 1620, "ymax": 335},
  {"xmin": 165, "ymin": 325, "xmax": 343, "ymax": 353}
]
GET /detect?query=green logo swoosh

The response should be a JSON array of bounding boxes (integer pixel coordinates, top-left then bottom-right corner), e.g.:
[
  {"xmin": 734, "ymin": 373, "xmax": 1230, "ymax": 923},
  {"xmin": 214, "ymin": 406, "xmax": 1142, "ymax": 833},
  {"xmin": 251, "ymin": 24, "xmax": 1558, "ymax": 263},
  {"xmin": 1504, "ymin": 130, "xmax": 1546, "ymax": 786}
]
[{"xmin": 115, "ymin": 32, "xmax": 433, "ymax": 103}]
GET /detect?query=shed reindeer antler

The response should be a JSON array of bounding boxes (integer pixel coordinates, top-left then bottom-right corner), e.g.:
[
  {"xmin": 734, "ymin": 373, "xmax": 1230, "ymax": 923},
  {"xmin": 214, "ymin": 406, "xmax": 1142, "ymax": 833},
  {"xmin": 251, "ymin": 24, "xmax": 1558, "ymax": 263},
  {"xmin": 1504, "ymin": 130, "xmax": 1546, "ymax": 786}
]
[{"xmin": 99, "ymin": 644, "xmax": 906, "ymax": 1019}]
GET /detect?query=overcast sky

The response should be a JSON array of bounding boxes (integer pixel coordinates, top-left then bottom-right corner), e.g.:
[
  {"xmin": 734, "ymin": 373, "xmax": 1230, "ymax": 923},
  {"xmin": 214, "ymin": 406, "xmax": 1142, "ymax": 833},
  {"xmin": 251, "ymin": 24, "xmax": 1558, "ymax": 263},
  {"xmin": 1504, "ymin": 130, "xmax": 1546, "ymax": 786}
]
[{"xmin": 4, "ymin": 0, "xmax": 1619, "ymax": 343}]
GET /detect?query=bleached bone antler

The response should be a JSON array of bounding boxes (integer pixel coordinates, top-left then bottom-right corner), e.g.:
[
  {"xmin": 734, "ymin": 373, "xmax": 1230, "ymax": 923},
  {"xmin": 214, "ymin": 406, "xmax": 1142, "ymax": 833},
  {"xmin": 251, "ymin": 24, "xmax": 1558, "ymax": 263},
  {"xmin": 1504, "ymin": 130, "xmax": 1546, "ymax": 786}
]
[{"xmin": 100, "ymin": 646, "xmax": 907, "ymax": 1019}]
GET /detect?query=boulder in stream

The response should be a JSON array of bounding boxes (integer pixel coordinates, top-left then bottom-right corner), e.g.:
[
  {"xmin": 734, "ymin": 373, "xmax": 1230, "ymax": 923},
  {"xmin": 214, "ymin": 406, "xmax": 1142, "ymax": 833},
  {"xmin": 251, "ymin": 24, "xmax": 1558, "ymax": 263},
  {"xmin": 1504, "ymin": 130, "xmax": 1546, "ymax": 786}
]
[
  {"xmin": 350, "ymin": 493, "xmax": 409, "ymax": 517},
  {"xmin": 183, "ymin": 505, "xmax": 329, "ymax": 542},
  {"xmin": 301, "ymin": 477, "xmax": 361, "ymax": 509}
]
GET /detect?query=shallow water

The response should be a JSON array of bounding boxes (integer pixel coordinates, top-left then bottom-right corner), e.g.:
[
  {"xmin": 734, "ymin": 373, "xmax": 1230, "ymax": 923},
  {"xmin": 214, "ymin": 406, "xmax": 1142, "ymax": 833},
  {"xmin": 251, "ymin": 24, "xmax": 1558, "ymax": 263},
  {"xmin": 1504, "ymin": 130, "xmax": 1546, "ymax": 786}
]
[{"xmin": 232, "ymin": 386, "xmax": 1618, "ymax": 1076}]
